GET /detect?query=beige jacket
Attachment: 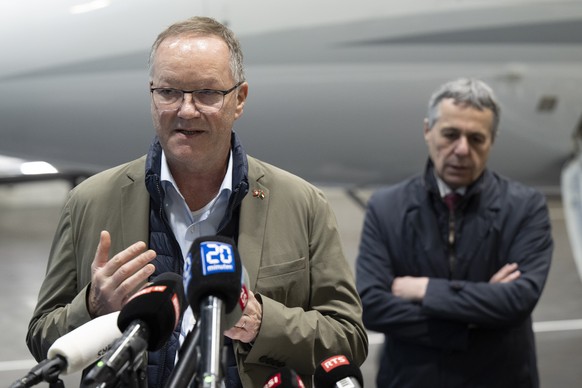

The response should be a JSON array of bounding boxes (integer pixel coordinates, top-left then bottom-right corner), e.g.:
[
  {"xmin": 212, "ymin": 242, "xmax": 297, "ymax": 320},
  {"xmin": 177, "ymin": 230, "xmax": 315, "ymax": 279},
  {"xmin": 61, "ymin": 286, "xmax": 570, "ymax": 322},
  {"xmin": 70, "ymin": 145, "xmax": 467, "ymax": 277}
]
[{"xmin": 27, "ymin": 154, "xmax": 368, "ymax": 387}]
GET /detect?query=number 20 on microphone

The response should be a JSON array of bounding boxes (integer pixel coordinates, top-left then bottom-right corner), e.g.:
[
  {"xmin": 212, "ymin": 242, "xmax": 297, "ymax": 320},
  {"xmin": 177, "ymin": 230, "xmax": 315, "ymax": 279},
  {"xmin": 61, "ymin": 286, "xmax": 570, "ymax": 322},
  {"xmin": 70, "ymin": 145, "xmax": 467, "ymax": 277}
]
[{"xmin": 200, "ymin": 241, "xmax": 235, "ymax": 275}]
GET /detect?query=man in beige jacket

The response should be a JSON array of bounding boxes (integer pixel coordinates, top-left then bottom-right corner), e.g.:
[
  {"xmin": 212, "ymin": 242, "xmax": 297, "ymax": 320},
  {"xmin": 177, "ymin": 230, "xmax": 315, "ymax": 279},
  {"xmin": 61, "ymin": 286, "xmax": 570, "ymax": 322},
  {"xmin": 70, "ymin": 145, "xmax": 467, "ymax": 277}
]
[{"xmin": 26, "ymin": 16, "xmax": 367, "ymax": 388}]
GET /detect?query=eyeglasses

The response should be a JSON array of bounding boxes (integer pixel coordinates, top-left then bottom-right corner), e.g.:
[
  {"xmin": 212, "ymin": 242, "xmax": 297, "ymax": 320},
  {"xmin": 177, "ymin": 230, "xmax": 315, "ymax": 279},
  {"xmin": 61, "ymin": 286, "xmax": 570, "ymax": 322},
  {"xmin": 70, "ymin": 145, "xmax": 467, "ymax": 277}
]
[{"xmin": 150, "ymin": 81, "xmax": 244, "ymax": 113}]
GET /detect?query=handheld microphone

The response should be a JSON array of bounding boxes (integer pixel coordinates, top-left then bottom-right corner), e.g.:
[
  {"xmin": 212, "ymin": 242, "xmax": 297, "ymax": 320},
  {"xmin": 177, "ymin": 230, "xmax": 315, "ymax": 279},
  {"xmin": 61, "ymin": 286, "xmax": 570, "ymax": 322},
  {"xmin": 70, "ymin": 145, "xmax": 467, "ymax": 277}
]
[
  {"xmin": 165, "ymin": 265, "xmax": 250, "ymax": 388},
  {"xmin": 187, "ymin": 235, "xmax": 242, "ymax": 388},
  {"xmin": 82, "ymin": 272, "xmax": 186, "ymax": 387},
  {"xmin": 263, "ymin": 367, "xmax": 306, "ymax": 388},
  {"xmin": 9, "ymin": 312, "xmax": 121, "ymax": 388},
  {"xmin": 314, "ymin": 355, "xmax": 363, "ymax": 388}
]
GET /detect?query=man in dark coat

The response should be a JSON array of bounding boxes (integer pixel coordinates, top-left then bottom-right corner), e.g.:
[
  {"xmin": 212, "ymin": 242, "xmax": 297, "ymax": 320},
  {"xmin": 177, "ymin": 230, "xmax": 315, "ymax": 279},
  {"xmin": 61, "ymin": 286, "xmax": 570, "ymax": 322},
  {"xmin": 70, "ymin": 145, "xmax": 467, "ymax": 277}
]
[{"xmin": 356, "ymin": 78, "xmax": 553, "ymax": 388}]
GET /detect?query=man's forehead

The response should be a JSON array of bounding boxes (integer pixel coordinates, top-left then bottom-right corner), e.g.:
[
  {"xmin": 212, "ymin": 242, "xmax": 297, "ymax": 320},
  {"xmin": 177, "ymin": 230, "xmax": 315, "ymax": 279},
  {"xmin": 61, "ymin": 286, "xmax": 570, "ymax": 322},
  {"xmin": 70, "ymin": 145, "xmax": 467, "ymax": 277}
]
[
  {"xmin": 436, "ymin": 99, "xmax": 494, "ymax": 132},
  {"xmin": 159, "ymin": 34, "xmax": 226, "ymax": 52}
]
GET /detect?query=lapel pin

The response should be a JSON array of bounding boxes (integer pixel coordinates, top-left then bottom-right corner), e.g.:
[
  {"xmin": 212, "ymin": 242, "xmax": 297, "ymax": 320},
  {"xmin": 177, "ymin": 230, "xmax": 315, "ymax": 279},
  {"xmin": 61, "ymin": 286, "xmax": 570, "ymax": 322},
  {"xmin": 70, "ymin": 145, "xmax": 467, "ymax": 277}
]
[{"xmin": 252, "ymin": 189, "xmax": 265, "ymax": 199}]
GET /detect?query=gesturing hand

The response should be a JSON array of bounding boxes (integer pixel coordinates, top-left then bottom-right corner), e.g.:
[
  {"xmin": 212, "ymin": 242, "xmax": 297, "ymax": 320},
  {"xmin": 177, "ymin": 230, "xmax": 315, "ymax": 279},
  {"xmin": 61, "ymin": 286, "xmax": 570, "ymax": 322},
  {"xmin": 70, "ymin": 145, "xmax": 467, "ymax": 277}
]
[{"xmin": 88, "ymin": 230, "xmax": 157, "ymax": 317}]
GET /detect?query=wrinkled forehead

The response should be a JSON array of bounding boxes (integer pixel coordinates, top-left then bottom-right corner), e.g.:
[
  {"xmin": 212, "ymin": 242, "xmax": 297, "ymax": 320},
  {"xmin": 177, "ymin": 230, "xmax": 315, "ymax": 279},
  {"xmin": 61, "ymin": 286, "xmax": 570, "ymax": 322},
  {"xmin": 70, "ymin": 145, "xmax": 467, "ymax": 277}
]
[
  {"xmin": 436, "ymin": 99, "xmax": 494, "ymax": 131},
  {"xmin": 155, "ymin": 34, "xmax": 228, "ymax": 57}
]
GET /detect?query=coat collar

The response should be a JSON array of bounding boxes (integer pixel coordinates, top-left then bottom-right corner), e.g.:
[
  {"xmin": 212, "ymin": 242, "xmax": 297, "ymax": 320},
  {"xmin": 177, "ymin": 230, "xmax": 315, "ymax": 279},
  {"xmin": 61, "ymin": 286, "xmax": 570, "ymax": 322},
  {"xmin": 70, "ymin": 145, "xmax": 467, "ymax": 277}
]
[
  {"xmin": 143, "ymin": 132, "xmax": 250, "ymax": 227},
  {"xmin": 422, "ymin": 158, "xmax": 498, "ymax": 212}
]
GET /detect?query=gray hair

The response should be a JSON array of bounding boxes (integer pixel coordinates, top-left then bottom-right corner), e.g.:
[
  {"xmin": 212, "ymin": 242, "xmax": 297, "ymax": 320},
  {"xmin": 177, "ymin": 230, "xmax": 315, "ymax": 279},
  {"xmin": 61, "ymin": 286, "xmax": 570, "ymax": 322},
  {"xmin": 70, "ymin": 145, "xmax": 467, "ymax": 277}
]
[
  {"xmin": 148, "ymin": 16, "xmax": 245, "ymax": 83},
  {"xmin": 427, "ymin": 78, "xmax": 500, "ymax": 140}
]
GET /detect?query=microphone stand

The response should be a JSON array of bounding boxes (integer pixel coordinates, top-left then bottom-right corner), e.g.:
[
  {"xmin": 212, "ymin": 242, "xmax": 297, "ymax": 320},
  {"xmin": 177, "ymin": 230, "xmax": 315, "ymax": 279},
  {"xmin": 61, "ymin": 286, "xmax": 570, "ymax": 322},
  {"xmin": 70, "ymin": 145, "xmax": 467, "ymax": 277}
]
[
  {"xmin": 81, "ymin": 327, "xmax": 148, "ymax": 388},
  {"xmin": 9, "ymin": 357, "xmax": 66, "ymax": 388},
  {"xmin": 164, "ymin": 322, "xmax": 201, "ymax": 387},
  {"xmin": 197, "ymin": 296, "xmax": 225, "ymax": 388},
  {"xmin": 81, "ymin": 353, "xmax": 147, "ymax": 388},
  {"xmin": 44, "ymin": 363, "xmax": 65, "ymax": 388},
  {"xmin": 117, "ymin": 353, "xmax": 148, "ymax": 388}
]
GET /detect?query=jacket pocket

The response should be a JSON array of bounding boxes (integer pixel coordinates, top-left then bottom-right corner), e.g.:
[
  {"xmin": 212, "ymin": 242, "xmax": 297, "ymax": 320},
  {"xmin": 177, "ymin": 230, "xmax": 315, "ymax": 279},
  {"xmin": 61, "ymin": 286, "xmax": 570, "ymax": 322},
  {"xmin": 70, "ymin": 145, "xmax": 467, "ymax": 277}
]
[
  {"xmin": 256, "ymin": 257, "xmax": 308, "ymax": 308},
  {"xmin": 257, "ymin": 257, "xmax": 306, "ymax": 278}
]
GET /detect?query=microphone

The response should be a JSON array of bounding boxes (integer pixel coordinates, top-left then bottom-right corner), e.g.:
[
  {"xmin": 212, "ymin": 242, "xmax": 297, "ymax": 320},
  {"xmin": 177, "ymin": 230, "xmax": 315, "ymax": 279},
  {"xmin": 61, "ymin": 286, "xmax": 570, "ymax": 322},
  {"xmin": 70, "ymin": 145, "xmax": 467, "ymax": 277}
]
[
  {"xmin": 165, "ymin": 265, "xmax": 250, "ymax": 388},
  {"xmin": 314, "ymin": 355, "xmax": 363, "ymax": 388},
  {"xmin": 82, "ymin": 272, "xmax": 186, "ymax": 387},
  {"xmin": 223, "ymin": 264, "xmax": 250, "ymax": 329},
  {"xmin": 9, "ymin": 312, "xmax": 121, "ymax": 388},
  {"xmin": 187, "ymin": 235, "xmax": 242, "ymax": 388},
  {"xmin": 263, "ymin": 367, "xmax": 306, "ymax": 388},
  {"xmin": 48, "ymin": 311, "xmax": 121, "ymax": 375}
]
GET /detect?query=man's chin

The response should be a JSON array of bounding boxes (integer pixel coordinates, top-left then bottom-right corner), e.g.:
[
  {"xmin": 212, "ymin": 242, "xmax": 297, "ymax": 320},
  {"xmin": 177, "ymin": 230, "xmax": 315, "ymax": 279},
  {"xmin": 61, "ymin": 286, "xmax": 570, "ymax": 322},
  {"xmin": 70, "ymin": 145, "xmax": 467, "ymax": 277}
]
[{"xmin": 443, "ymin": 174, "xmax": 472, "ymax": 189}]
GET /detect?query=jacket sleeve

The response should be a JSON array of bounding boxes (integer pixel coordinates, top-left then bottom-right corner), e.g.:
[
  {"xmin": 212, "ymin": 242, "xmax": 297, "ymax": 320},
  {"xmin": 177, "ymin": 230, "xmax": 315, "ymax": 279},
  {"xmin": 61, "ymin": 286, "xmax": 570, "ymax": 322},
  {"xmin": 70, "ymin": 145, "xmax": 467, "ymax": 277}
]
[
  {"xmin": 242, "ymin": 189, "xmax": 369, "ymax": 375},
  {"xmin": 26, "ymin": 195, "xmax": 93, "ymax": 361},
  {"xmin": 356, "ymin": 191, "xmax": 469, "ymax": 350},
  {"xmin": 422, "ymin": 190, "xmax": 553, "ymax": 326}
]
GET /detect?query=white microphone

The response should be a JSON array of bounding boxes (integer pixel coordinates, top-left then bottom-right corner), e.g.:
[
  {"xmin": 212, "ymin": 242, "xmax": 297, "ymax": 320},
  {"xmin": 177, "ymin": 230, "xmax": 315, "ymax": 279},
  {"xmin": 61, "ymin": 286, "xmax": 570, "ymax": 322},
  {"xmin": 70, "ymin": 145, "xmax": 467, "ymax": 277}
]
[
  {"xmin": 47, "ymin": 311, "xmax": 121, "ymax": 375},
  {"xmin": 9, "ymin": 312, "xmax": 121, "ymax": 388}
]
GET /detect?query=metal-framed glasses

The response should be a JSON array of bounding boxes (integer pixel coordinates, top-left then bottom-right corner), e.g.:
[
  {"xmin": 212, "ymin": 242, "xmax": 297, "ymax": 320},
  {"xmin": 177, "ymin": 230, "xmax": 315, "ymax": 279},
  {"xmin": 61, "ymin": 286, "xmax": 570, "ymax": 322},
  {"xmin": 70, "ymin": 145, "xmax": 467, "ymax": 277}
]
[{"xmin": 150, "ymin": 81, "xmax": 244, "ymax": 113}]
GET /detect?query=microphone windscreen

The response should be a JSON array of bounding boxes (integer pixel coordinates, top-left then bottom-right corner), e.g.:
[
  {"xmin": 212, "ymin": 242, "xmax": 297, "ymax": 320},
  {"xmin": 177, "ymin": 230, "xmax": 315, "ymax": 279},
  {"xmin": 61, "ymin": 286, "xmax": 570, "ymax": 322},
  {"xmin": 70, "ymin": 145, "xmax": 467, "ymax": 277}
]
[
  {"xmin": 314, "ymin": 355, "xmax": 363, "ymax": 388},
  {"xmin": 117, "ymin": 272, "xmax": 185, "ymax": 351},
  {"xmin": 224, "ymin": 265, "xmax": 250, "ymax": 330},
  {"xmin": 47, "ymin": 311, "xmax": 121, "ymax": 375},
  {"xmin": 186, "ymin": 236, "xmax": 242, "ymax": 313},
  {"xmin": 263, "ymin": 367, "xmax": 306, "ymax": 388}
]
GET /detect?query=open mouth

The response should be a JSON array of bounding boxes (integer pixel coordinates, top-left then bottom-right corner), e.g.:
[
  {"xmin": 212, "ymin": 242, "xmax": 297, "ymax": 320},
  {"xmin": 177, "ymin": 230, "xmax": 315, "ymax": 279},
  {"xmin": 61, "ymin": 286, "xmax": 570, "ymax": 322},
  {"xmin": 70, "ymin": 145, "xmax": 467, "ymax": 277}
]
[{"xmin": 176, "ymin": 129, "xmax": 204, "ymax": 135}]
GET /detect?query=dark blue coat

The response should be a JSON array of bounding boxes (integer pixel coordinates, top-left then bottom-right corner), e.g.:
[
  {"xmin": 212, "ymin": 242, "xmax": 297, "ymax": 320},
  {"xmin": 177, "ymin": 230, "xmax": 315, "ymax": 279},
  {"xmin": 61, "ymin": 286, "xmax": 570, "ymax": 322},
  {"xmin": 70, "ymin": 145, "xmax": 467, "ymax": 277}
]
[{"xmin": 356, "ymin": 161, "xmax": 553, "ymax": 388}]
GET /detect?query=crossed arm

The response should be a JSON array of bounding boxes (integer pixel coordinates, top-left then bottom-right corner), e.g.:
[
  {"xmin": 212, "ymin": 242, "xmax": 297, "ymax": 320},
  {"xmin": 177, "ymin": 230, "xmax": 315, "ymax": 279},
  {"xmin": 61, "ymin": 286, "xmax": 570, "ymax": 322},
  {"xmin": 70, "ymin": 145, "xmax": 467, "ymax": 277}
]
[{"xmin": 392, "ymin": 262, "xmax": 522, "ymax": 302}]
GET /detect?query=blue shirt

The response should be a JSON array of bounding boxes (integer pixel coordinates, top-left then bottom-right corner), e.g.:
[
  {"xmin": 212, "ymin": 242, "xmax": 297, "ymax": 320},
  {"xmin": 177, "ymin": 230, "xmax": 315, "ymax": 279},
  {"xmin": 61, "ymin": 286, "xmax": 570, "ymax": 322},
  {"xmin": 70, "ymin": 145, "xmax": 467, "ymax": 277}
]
[{"xmin": 159, "ymin": 151, "xmax": 233, "ymax": 353}]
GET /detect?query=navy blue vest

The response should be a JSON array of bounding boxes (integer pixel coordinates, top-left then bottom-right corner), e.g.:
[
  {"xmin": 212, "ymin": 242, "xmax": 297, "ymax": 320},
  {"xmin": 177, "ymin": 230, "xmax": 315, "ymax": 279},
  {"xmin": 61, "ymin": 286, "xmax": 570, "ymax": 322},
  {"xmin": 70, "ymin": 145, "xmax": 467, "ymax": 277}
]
[{"xmin": 143, "ymin": 134, "xmax": 249, "ymax": 387}]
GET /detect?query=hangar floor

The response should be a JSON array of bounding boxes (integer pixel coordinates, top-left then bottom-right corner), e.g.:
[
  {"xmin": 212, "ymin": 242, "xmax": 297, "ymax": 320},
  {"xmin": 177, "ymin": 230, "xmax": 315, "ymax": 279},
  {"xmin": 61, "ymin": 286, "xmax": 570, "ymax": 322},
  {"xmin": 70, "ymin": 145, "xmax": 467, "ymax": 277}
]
[{"xmin": 1, "ymin": 181, "xmax": 581, "ymax": 387}]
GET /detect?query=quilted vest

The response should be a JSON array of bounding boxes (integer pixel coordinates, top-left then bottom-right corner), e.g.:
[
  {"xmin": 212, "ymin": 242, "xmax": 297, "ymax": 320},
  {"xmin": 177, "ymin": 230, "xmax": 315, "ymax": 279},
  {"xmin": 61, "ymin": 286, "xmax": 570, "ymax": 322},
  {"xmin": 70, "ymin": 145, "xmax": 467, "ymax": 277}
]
[{"xmin": 143, "ymin": 133, "xmax": 249, "ymax": 387}]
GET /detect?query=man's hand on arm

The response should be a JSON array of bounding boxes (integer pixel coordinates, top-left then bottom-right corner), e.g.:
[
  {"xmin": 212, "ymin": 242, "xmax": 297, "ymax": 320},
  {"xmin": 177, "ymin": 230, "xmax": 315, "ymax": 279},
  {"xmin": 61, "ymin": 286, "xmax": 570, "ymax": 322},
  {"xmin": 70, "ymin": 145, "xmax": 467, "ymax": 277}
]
[
  {"xmin": 489, "ymin": 263, "xmax": 521, "ymax": 283},
  {"xmin": 392, "ymin": 276, "xmax": 429, "ymax": 302},
  {"xmin": 88, "ymin": 230, "xmax": 157, "ymax": 317},
  {"xmin": 224, "ymin": 289, "xmax": 262, "ymax": 344}
]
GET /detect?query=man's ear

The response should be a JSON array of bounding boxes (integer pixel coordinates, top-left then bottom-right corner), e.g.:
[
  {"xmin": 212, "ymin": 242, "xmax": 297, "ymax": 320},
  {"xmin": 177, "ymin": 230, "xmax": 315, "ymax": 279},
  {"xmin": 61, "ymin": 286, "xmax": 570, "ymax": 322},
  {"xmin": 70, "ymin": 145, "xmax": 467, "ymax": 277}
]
[
  {"xmin": 234, "ymin": 82, "xmax": 248, "ymax": 120},
  {"xmin": 423, "ymin": 118, "xmax": 431, "ymax": 140}
]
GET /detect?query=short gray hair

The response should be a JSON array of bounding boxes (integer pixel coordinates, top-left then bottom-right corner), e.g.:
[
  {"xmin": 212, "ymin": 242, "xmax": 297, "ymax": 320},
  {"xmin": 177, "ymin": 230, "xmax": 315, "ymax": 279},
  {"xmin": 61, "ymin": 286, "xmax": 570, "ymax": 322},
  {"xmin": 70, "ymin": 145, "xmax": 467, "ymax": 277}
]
[
  {"xmin": 427, "ymin": 78, "xmax": 500, "ymax": 140},
  {"xmin": 148, "ymin": 16, "xmax": 245, "ymax": 83}
]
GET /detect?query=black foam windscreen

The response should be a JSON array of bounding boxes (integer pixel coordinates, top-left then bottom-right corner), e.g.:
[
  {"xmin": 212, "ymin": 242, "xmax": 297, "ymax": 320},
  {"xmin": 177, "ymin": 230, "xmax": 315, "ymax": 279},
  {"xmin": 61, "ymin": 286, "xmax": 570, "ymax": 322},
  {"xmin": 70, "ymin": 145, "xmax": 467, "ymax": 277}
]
[
  {"xmin": 223, "ymin": 265, "xmax": 251, "ymax": 330},
  {"xmin": 186, "ymin": 235, "xmax": 242, "ymax": 314},
  {"xmin": 263, "ymin": 367, "xmax": 305, "ymax": 388},
  {"xmin": 314, "ymin": 355, "xmax": 363, "ymax": 388},
  {"xmin": 117, "ymin": 272, "xmax": 185, "ymax": 351}
]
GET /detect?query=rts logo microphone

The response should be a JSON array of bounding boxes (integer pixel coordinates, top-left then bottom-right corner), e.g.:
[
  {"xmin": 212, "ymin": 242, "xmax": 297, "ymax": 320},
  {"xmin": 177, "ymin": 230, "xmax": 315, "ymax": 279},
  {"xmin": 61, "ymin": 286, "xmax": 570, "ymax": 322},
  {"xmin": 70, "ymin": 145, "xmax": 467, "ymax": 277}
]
[
  {"xmin": 321, "ymin": 355, "xmax": 350, "ymax": 372},
  {"xmin": 263, "ymin": 371, "xmax": 305, "ymax": 388},
  {"xmin": 263, "ymin": 373, "xmax": 282, "ymax": 388}
]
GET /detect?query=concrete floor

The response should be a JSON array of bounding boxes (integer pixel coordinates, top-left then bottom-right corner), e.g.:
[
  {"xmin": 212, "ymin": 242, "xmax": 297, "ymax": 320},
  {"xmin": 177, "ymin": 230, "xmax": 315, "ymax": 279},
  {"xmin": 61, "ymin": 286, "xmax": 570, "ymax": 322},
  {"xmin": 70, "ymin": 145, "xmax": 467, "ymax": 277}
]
[{"xmin": 1, "ymin": 181, "xmax": 581, "ymax": 387}]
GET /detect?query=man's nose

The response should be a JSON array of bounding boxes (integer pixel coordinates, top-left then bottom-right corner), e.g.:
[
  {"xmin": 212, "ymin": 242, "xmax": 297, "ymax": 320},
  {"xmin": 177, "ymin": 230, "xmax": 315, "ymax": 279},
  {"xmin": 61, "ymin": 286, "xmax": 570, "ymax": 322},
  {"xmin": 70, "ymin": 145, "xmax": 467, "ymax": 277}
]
[
  {"xmin": 454, "ymin": 136, "xmax": 470, "ymax": 155},
  {"xmin": 178, "ymin": 93, "xmax": 202, "ymax": 117}
]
